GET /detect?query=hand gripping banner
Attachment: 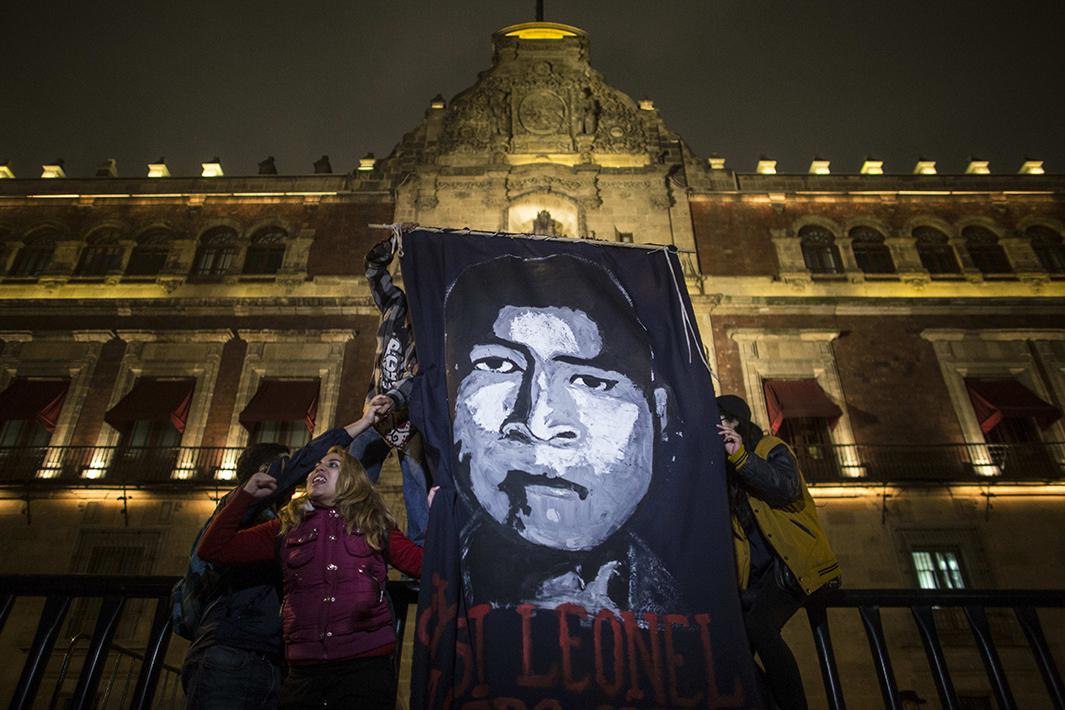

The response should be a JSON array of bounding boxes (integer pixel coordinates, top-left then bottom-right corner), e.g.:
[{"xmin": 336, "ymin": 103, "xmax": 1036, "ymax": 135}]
[{"xmin": 402, "ymin": 227, "xmax": 757, "ymax": 709}]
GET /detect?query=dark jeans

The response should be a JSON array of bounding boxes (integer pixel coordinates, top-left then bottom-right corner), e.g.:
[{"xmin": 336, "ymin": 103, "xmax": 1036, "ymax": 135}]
[
  {"xmin": 181, "ymin": 644, "xmax": 282, "ymax": 710},
  {"xmin": 741, "ymin": 563, "xmax": 809, "ymax": 710},
  {"xmin": 280, "ymin": 655, "xmax": 396, "ymax": 709},
  {"xmin": 348, "ymin": 427, "xmax": 429, "ymax": 545}
]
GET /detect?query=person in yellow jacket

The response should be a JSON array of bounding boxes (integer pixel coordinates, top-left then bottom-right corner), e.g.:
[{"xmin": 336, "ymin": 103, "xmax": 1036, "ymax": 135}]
[{"xmin": 716, "ymin": 394, "xmax": 841, "ymax": 710}]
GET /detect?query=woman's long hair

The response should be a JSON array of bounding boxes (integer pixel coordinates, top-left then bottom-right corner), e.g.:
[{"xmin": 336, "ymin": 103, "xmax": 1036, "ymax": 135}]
[{"xmin": 278, "ymin": 446, "xmax": 396, "ymax": 551}]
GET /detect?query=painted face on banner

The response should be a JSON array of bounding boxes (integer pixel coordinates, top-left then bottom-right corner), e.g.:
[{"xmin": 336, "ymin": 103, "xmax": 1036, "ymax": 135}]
[{"xmin": 453, "ymin": 304, "xmax": 656, "ymax": 550}]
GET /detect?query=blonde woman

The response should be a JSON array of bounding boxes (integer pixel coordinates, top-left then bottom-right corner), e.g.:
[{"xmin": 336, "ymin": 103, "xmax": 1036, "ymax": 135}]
[{"xmin": 198, "ymin": 407, "xmax": 425, "ymax": 710}]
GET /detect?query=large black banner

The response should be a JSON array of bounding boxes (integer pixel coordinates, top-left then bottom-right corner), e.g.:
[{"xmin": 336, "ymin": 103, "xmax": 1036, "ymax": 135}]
[{"xmin": 402, "ymin": 227, "xmax": 757, "ymax": 709}]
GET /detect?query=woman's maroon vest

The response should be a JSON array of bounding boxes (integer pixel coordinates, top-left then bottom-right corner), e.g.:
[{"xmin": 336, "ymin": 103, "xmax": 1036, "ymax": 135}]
[{"xmin": 280, "ymin": 506, "xmax": 394, "ymax": 663}]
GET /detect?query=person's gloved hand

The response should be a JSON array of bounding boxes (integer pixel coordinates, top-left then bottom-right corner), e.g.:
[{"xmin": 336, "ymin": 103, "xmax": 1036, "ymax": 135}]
[{"xmin": 366, "ymin": 237, "xmax": 394, "ymax": 266}]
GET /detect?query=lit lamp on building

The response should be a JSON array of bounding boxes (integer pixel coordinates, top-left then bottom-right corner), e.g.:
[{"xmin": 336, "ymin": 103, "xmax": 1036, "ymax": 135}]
[
  {"xmin": 200, "ymin": 158, "xmax": 224, "ymax": 177},
  {"xmin": 41, "ymin": 161, "xmax": 66, "ymax": 179},
  {"xmin": 147, "ymin": 159, "xmax": 170, "ymax": 178},
  {"xmin": 357, "ymin": 153, "xmax": 377, "ymax": 172},
  {"xmin": 808, "ymin": 158, "xmax": 831, "ymax": 175},
  {"xmin": 860, "ymin": 158, "xmax": 884, "ymax": 175},
  {"xmin": 430, "ymin": 94, "xmax": 446, "ymax": 110},
  {"xmin": 756, "ymin": 157, "xmax": 777, "ymax": 175},
  {"xmin": 1019, "ymin": 159, "xmax": 1045, "ymax": 175},
  {"xmin": 913, "ymin": 158, "xmax": 937, "ymax": 175}
]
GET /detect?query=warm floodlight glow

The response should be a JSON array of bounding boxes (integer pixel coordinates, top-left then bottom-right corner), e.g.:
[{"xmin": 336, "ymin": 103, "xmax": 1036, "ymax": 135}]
[
  {"xmin": 0, "ymin": 164, "xmax": 13, "ymax": 179},
  {"xmin": 148, "ymin": 162, "xmax": 170, "ymax": 178},
  {"xmin": 860, "ymin": 159, "xmax": 884, "ymax": 175},
  {"xmin": 41, "ymin": 163, "xmax": 66, "ymax": 179},
  {"xmin": 708, "ymin": 156, "xmax": 726, "ymax": 170},
  {"xmin": 1019, "ymin": 160, "xmax": 1045, "ymax": 175},
  {"xmin": 809, "ymin": 159, "xmax": 831, "ymax": 175},
  {"xmin": 430, "ymin": 94, "xmax": 446, "ymax": 110},
  {"xmin": 201, "ymin": 159, "xmax": 224, "ymax": 177},
  {"xmin": 756, "ymin": 159, "xmax": 777, "ymax": 175},
  {"xmin": 500, "ymin": 22, "xmax": 582, "ymax": 40},
  {"xmin": 966, "ymin": 159, "xmax": 990, "ymax": 175},
  {"xmin": 357, "ymin": 153, "xmax": 376, "ymax": 172},
  {"xmin": 913, "ymin": 160, "xmax": 937, "ymax": 175},
  {"xmin": 638, "ymin": 98, "xmax": 655, "ymax": 111}
]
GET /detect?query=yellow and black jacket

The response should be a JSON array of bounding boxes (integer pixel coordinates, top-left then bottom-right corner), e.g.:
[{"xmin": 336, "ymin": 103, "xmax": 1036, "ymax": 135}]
[{"xmin": 730, "ymin": 435, "xmax": 840, "ymax": 595}]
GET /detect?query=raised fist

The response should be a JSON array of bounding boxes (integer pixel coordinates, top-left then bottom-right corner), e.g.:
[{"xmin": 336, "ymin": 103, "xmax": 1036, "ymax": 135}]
[{"xmin": 243, "ymin": 471, "xmax": 278, "ymax": 498}]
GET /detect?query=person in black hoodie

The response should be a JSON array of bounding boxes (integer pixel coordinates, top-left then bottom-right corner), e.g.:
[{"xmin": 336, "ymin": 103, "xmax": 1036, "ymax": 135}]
[{"xmin": 179, "ymin": 419, "xmax": 377, "ymax": 710}]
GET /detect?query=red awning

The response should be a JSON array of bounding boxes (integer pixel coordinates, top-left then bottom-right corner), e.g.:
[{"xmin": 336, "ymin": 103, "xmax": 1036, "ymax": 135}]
[
  {"xmin": 965, "ymin": 378, "xmax": 1062, "ymax": 433},
  {"xmin": 239, "ymin": 379, "xmax": 320, "ymax": 433},
  {"xmin": 763, "ymin": 379, "xmax": 844, "ymax": 434},
  {"xmin": 105, "ymin": 379, "xmax": 195, "ymax": 433},
  {"xmin": 0, "ymin": 378, "xmax": 70, "ymax": 432}
]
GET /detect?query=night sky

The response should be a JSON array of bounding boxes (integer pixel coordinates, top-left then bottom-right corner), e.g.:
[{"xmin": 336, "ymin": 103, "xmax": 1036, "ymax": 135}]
[{"xmin": 4, "ymin": 1, "xmax": 1063, "ymax": 179}]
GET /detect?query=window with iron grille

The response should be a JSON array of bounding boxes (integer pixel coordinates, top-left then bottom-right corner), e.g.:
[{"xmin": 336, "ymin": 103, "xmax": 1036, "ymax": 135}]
[
  {"xmin": 9, "ymin": 234, "xmax": 56, "ymax": 276},
  {"xmin": 914, "ymin": 226, "xmax": 961, "ymax": 275},
  {"xmin": 242, "ymin": 228, "xmax": 287, "ymax": 275},
  {"xmin": 962, "ymin": 226, "xmax": 1011, "ymax": 275},
  {"xmin": 849, "ymin": 226, "xmax": 895, "ymax": 274},
  {"xmin": 75, "ymin": 234, "xmax": 124, "ymax": 276},
  {"xmin": 192, "ymin": 227, "xmax": 238, "ymax": 278},
  {"xmin": 125, "ymin": 231, "xmax": 171, "ymax": 277},
  {"xmin": 1027, "ymin": 225, "xmax": 1065, "ymax": 274},
  {"xmin": 799, "ymin": 225, "xmax": 843, "ymax": 274},
  {"xmin": 66, "ymin": 532, "xmax": 160, "ymax": 640}
]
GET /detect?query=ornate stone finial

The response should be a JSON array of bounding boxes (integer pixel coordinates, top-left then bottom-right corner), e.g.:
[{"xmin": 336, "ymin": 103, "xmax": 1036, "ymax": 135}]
[
  {"xmin": 0, "ymin": 162, "xmax": 15, "ymax": 179},
  {"xmin": 313, "ymin": 155, "xmax": 333, "ymax": 174},
  {"xmin": 201, "ymin": 158, "xmax": 224, "ymax": 177},
  {"xmin": 41, "ymin": 160, "xmax": 66, "ymax": 179},
  {"xmin": 147, "ymin": 158, "xmax": 169, "ymax": 178},
  {"xmin": 258, "ymin": 156, "xmax": 278, "ymax": 175},
  {"xmin": 95, "ymin": 158, "xmax": 118, "ymax": 177}
]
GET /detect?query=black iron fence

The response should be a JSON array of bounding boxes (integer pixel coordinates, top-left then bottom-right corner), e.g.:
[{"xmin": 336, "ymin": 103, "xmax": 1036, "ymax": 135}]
[
  {"xmin": 0, "ymin": 575, "xmax": 420, "ymax": 710},
  {"xmin": 1, "ymin": 575, "xmax": 1061, "ymax": 709},
  {"xmin": 2, "ymin": 442, "xmax": 1062, "ymax": 487}
]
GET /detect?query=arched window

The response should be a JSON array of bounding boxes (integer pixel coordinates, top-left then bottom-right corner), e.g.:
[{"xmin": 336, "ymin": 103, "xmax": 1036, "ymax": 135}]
[
  {"xmin": 849, "ymin": 226, "xmax": 895, "ymax": 274},
  {"xmin": 75, "ymin": 231, "xmax": 124, "ymax": 277},
  {"xmin": 125, "ymin": 230, "xmax": 171, "ymax": 277},
  {"xmin": 1026, "ymin": 225, "xmax": 1065, "ymax": 274},
  {"xmin": 242, "ymin": 227, "xmax": 286, "ymax": 276},
  {"xmin": 191, "ymin": 227, "xmax": 238, "ymax": 278},
  {"xmin": 9, "ymin": 232, "xmax": 57, "ymax": 277},
  {"xmin": 913, "ymin": 226, "xmax": 961, "ymax": 275},
  {"xmin": 962, "ymin": 225, "xmax": 1011, "ymax": 275},
  {"xmin": 799, "ymin": 225, "xmax": 842, "ymax": 274}
]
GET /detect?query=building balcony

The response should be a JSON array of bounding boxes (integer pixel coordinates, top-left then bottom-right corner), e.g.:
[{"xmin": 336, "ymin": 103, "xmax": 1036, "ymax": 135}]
[
  {"xmin": 0, "ymin": 441, "xmax": 1062, "ymax": 487},
  {"xmin": 791, "ymin": 441, "xmax": 1065, "ymax": 483},
  {"xmin": 0, "ymin": 445, "xmax": 244, "ymax": 486}
]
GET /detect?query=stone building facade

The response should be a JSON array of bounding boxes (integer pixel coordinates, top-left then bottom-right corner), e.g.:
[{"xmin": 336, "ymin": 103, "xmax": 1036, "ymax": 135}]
[{"xmin": 1, "ymin": 21, "xmax": 1064, "ymax": 708}]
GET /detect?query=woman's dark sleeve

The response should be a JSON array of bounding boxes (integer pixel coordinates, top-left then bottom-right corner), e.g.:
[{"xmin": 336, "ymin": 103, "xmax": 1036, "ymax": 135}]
[
  {"xmin": 198, "ymin": 489, "xmax": 281, "ymax": 565},
  {"xmin": 730, "ymin": 443, "xmax": 802, "ymax": 507}
]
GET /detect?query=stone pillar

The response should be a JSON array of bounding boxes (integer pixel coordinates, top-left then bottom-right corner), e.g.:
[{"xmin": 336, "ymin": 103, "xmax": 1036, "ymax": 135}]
[{"xmin": 885, "ymin": 235, "xmax": 928, "ymax": 282}]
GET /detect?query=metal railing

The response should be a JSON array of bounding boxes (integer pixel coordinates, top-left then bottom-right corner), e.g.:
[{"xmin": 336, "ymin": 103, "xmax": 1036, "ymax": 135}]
[
  {"xmin": 49, "ymin": 634, "xmax": 183, "ymax": 709},
  {"xmin": 0, "ymin": 574, "xmax": 420, "ymax": 710},
  {"xmin": 0, "ymin": 446, "xmax": 244, "ymax": 485},
  {"xmin": 807, "ymin": 588, "xmax": 1065, "ymax": 710},
  {"xmin": 791, "ymin": 441, "xmax": 1065, "ymax": 483}
]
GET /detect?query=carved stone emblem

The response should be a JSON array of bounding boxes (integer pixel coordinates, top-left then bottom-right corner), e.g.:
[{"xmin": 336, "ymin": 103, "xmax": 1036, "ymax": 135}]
[{"xmin": 518, "ymin": 91, "xmax": 567, "ymax": 135}]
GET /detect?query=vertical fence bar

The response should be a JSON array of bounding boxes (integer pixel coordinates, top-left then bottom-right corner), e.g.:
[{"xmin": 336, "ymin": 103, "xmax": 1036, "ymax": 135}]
[
  {"xmin": 806, "ymin": 602, "xmax": 846, "ymax": 710},
  {"xmin": 858, "ymin": 606, "xmax": 901, "ymax": 710},
  {"xmin": 964, "ymin": 606, "xmax": 1017, "ymax": 710},
  {"xmin": 911, "ymin": 606, "xmax": 959, "ymax": 710},
  {"xmin": 0, "ymin": 591, "xmax": 15, "ymax": 634},
  {"xmin": 129, "ymin": 597, "xmax": 174, "ymax": 709},
  {"xmin": 1013, "ymin": 606, "xmax": 1065, "ymax": 710},
  {"xmin": 10, "ymin": 594, "xmax": 73, "ymax": 710},
  {"xmin": 69, "ymin": 595, "xmax": 125, "ymax": 710}
]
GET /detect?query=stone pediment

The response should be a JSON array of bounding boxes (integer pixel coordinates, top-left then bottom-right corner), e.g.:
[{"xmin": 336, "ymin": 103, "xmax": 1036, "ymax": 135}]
[{"xmin": 435, "ymin": 22, "xmax": 657, "ymax": 167}]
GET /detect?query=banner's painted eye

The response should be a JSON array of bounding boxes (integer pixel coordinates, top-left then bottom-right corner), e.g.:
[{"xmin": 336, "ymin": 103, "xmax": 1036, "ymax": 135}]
[
  {"xmin": 570, "ymin": 374, "xmax": 617, "ymax": 391},
  {"xmin": 473, "ymin": 357, "xmax": 521, "ymax": 374}
]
